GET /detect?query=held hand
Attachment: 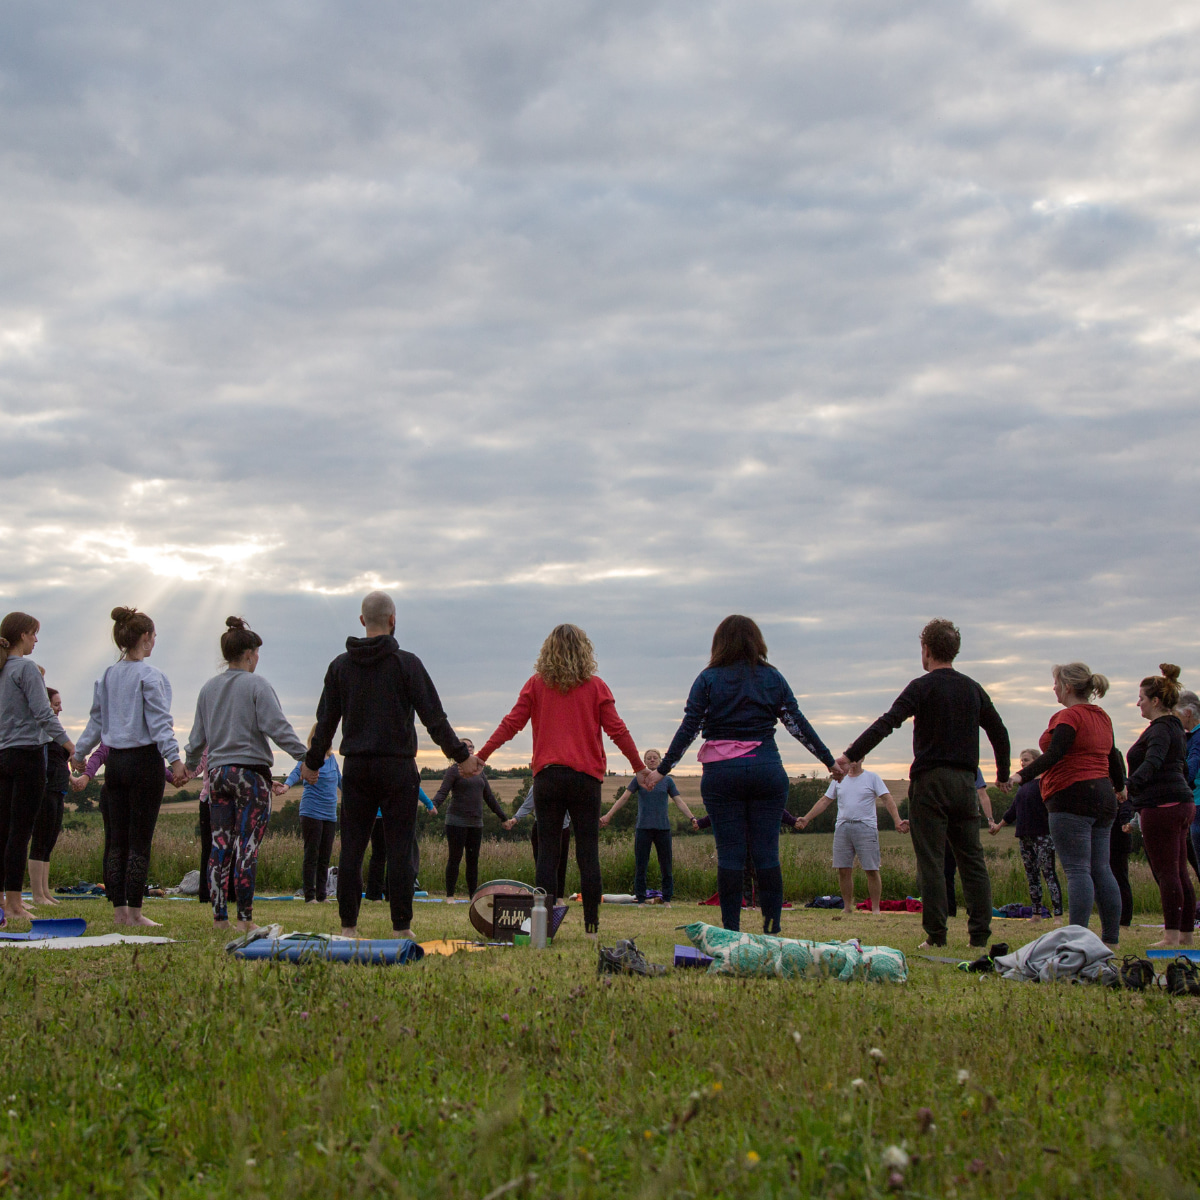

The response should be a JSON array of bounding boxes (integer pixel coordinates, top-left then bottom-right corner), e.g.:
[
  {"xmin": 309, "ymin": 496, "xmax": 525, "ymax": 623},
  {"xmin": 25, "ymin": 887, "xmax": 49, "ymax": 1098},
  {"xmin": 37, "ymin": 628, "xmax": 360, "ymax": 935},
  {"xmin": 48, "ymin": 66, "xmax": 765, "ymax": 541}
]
[
  {"xmin": 503, "ymin": 818, "xmax": 516, "ymax": 831},
  {"xmin": 1115, "ymin": 788, "xmax": 1128, "ymax": 804},
  {"xmin": 897, "ymin": 819, "xmax": 910, "ymax": 834},
  {"xmin": 833, "ymin": 754, "xmax": 852, "ymax": 776},
  {"xmin": 169, "ymin": 761, "xmax": 187, "ymax": 788},
  {"xmin": 1121, "ymin": 822, "xmax": 1131, "ymax": 834},
  {"xmin": 796, "ymin": 816, "xmax": 809, "ymax": 831},
  {"xmin": 458, "ymin": 754, "xmax": 483, "ymax": 778},
  {"xmin": 638, "ymin": 769, "xmax": 663, "ymax": 789},
  {"xmin": 691, "ymin": 817, "xmax": 699, "ymax": 831},
  {"xmin": 430, "ymin": 806, "xmax": 438, "ymax": 817},
  {"xmin": 300, "ymin": 763, "xmax": 319, "ymax": 785},
  {"xmin": 70, "ymin": 773, "xmax": 90, "ymax": 792},
  {"xmin": 988, "ymin": 821, "xmax": 1000, "ymax": 836},
  {"xmin": 599, "ymin": 814, "xmax": 609, "ymax": 828},
  {"xmin": 1002, "ymin": 774, "xmax": 1019, "ymax": 794},
  {"xmin": 271, "ymin": 781, "xmax": 287, "ymax": 796}
]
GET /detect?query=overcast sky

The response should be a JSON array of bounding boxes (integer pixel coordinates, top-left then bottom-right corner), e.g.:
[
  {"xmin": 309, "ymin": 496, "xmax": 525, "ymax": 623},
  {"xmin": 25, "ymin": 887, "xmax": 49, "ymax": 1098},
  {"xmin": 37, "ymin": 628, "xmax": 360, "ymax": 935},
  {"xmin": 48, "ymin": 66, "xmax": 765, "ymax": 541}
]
[{"xmin": 3, "ymin": 1, "xmax": 1198, "ymax": 776}]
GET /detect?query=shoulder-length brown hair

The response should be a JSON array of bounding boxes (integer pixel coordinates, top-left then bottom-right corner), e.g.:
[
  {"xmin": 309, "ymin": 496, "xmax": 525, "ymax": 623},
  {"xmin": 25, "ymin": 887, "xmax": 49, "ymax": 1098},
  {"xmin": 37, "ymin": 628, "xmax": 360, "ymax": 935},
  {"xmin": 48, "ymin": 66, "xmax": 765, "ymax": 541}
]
[
  {"xmin": 535, "ymin": 624, "xmax": 598, "ymax": 694},
  {"xmin": 708, "ymin": 615, "xmax": 768, "ymax": 669}
]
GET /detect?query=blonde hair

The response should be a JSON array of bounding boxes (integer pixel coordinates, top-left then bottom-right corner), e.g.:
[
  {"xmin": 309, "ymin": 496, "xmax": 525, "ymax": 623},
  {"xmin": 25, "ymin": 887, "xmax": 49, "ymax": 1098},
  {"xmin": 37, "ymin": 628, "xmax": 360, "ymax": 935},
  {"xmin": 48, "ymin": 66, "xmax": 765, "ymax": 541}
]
[
  {"xmin": 1052, "ymin": 662, "xmax": 1109, "ymax": 701},
  {"xmin": 535, "ymin": 624, "xmax": 597, "ymax": 694}
]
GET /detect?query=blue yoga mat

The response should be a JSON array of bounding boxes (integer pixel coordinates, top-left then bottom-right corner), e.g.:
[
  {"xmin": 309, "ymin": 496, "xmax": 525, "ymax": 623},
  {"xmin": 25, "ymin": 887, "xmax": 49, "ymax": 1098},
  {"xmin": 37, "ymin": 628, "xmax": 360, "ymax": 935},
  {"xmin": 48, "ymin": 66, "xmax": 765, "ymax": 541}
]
[
  {"xmin": 1147, "ymin": 947, "xmax": 1200, "ymax": 961},
  {"xmin": 232, "ymin": 935, "xmax": 424, "ymax": 964},
  {"xmin": 0, "ymin": 917, "xmax": 88, "ymax": 941}
]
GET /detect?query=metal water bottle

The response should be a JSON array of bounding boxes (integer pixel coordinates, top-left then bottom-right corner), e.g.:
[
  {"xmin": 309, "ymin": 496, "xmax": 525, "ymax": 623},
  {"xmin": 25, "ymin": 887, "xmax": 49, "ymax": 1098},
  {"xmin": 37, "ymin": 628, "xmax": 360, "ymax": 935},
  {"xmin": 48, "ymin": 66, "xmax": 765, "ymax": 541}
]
[{"xmin": 530, "ymin": 889, "xmax": 549, "ymax": 949}]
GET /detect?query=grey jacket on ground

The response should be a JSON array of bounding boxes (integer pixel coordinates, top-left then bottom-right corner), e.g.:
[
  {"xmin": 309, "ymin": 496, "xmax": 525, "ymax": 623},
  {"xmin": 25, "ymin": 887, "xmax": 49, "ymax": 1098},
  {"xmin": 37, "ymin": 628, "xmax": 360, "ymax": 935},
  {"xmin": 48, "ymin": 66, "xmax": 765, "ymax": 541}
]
[
  {"xmin": 75, "ymin": 659, "xmax": 180, "ymax": 763},
  {"xmin": 993, "ymin": 925, "xmax": 1114, "ymax": 983},
  {"xmin": 184, "ymin": 669, "xmax": 307, "ymax": 775},
  {"xmin": 0, "ymin": 656, "xmax": 69, "ymax": 750}
]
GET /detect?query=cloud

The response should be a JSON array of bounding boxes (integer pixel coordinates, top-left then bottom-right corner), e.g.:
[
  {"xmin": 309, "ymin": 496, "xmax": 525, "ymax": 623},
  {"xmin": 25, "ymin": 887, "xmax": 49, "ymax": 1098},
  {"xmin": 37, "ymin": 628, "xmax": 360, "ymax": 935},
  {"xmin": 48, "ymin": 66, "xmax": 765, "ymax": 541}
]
[{"xmin": 2, "ymin": 0, "xmax": 1199, "ymax": 773}]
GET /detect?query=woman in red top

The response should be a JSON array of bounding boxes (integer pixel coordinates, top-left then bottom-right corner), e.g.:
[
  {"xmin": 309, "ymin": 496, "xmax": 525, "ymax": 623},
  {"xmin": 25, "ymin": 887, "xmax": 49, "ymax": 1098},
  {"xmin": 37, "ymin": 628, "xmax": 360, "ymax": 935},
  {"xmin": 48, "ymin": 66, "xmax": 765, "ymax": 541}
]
[
  {"xmin": 1005, "ymin": 662, "xmax": 1125, "ymax": 944},
  {"xmin": 477, "ymin": 625, "xmax": 645, "ymax": 935}
]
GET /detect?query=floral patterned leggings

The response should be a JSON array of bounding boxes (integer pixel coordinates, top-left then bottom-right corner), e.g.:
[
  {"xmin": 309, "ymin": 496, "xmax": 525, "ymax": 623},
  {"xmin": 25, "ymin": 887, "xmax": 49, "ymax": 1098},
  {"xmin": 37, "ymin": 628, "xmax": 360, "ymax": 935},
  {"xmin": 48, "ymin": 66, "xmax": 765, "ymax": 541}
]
[
  {"xmin": 208, "ymin": 766, "xmax": 272, "ymax": 922},
  {"xmin": 1018, "ymin": 834, "xmax": 1063, "ymax": 916}
]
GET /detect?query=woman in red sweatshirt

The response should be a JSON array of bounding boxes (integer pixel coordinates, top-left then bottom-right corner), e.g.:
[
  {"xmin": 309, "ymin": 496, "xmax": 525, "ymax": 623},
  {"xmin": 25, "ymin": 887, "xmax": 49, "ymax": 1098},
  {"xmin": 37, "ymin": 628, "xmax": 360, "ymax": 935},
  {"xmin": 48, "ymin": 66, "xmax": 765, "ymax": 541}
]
[{"xmin": 477, "ymin": 624, "xmax": 645, "ymax": 935}]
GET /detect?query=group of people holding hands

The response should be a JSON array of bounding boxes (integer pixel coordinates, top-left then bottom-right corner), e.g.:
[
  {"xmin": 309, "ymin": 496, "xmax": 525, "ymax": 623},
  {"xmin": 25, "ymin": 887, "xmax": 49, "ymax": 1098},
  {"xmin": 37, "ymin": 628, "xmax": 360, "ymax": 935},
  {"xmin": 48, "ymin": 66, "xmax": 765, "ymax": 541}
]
[{"xmin": 0, "ymin": 598, "xmax": 1195, "ymax": 953}]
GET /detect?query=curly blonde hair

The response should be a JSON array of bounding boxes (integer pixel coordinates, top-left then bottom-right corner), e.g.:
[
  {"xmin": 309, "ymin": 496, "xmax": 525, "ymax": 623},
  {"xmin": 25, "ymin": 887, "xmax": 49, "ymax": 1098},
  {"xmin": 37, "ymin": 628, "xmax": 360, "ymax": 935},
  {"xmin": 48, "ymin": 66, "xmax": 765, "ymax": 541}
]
[{"xmin": 535, "ymin": 624, "xmax": 597, "ymax": 694}]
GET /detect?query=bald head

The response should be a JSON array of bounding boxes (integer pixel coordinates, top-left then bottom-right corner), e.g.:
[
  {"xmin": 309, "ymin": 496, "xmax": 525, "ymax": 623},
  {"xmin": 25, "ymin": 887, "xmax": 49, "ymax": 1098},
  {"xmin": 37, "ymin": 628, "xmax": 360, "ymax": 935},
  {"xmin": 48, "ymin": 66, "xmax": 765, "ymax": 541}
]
[{"xmin": 360, "ymin": 590, "xmax": 396, "ymax": 636}]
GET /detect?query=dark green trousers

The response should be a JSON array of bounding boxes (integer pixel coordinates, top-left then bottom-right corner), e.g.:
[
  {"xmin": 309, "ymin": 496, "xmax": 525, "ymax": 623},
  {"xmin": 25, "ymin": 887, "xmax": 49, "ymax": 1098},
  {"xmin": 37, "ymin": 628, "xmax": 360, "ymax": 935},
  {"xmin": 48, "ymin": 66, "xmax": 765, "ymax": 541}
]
[{"xmin": 909, "ymin": 767, "xmax": 992, "ymax": 946}]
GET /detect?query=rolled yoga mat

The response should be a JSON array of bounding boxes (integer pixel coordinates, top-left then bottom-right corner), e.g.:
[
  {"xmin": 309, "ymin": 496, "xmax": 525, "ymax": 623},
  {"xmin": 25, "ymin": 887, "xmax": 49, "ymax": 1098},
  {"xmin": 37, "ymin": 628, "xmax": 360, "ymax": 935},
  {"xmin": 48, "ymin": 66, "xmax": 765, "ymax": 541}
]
[{"xmin": 231, "ymin": 933, "xmax": 425, "ymax": 965}]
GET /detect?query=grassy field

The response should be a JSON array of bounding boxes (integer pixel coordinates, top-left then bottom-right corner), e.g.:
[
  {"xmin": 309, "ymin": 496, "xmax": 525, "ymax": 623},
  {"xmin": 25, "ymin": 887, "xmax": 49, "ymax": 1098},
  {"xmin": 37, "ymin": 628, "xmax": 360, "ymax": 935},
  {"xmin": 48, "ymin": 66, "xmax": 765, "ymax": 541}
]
[
  {"xmin": 0, "ymin": 892, "xmax": 1196, "ymax": 1199},
  {"xmin": 47, "ymin": 813, "xmax": 1166, "ymax": 914}
]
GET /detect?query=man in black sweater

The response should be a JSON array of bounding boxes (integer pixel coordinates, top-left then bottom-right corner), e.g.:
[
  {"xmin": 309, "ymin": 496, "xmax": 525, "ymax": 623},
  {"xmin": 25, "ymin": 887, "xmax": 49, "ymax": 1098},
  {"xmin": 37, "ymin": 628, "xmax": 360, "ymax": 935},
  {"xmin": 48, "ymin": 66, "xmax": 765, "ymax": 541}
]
[
  {"xmin": 836, "ymin": 619, "xmax": 1011, "ymax": 949},
  {"xmin": 303, "ymin": 590, "xmax": 479, "ymax": 939}
]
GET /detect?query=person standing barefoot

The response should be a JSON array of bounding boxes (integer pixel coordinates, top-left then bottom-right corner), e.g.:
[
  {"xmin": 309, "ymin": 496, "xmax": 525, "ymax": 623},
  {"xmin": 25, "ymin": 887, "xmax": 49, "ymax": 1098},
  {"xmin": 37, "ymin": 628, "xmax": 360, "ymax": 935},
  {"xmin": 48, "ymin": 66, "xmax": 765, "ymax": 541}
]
[
  {"xmin": 0, "ymin": 613, "xmax": 74, "ymax": 925},
  {"xmin": 185, "ymin": 618, "xmax": 308, "ymax": 933},
  {"xmin": 72, "ymin": 607, "xmax": 186, "ymax": 929}
]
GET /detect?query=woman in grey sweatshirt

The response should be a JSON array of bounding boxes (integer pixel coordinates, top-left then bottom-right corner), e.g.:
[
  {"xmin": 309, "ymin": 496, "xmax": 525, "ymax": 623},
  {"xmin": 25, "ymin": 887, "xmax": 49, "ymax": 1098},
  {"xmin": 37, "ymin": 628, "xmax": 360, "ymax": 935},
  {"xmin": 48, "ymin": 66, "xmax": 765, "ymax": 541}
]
[
  {"xmin": 184, "ymin": 617, "xmax": 308, "ymax": 930},
  {"xmin": 0, "ymin": 612, "xmax": 73, "ymax": 924}
]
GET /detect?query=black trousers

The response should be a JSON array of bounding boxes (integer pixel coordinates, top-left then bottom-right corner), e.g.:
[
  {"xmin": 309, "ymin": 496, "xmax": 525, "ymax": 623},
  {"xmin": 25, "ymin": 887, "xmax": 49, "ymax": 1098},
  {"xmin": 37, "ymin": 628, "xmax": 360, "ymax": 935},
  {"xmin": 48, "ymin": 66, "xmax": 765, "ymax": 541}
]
[
  {"xmin": 445, "ymin": 825, "xmax": 483, "ymax": 897},
  {"xmin": 198, "ymin": 801, "xmax": 237, "ymax": 904},
  {"xmin": 1110, "ymin": 823, "xmax": 1133, "ymax": 927},
  {"xmin": 0, "ymin": 746, "xmax": 45, "ymax": 891},
  {"xmin": 104, "ymin": 745, "xmax": 165, "ymax": 909},
  {"xmin": 301, "ymin": 816, "xmax": 336, "ymax": 901},
  {"xmin": 530, "ymin": 821, "xmax": 571, "ymax": 900},
  {"xmin": 338, "ymin": 756, "xmax": 419, "ymax": 930},
  {"xmin": 533, "ymin": 766, "xmax": 602, "ymax": 932},
  {"xmin": 366, "ymin": 818, "xmax": 388, "ymax": 900},
  {"xmin": 944, "ymin": 842, "xmax": 958, "ymax": 918},
  {"xmin": 30, "ymin": 788, "xmax": 65, "ymax": 862}
]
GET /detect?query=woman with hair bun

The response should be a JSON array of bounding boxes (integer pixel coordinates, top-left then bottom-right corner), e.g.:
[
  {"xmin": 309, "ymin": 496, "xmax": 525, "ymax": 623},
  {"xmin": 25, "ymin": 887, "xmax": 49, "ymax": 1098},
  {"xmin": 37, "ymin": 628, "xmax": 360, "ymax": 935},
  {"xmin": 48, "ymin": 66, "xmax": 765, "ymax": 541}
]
[
  {"xmin": 184, "ymin": 617, "xmax": 308, "ymax": 931},
  {"xmin": 476, "ymin": 624, "xmax": 645, "ymax": 936},
  {"xmin": 0, "ymin": 613, "xmax": 74, "ymax": 924},
  {"xmin": 72, "ymin": 607, "xmax": 184, "ymax": 927},
  {"xmin": 1004, "ymin": 662, "xmax": 1124, "ymax": 945},
  {"xmin": 1127, "ymin": 665, "xmax": 1194, "ymax": 948}
]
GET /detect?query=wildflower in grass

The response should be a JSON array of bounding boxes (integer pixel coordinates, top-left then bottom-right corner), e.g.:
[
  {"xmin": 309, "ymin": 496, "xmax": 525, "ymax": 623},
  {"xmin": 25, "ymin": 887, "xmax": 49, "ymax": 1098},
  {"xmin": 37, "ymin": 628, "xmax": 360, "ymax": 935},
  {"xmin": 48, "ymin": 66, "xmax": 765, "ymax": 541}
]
[
  {"xmin": 7, "ymin": 1111, "xmax": 17, "ymax": 1119},
  {"xmin": 791, "ymin": 1030, "xmax": 802, "ymax": 1046},
  {"xmin": 643, "ymin": 1130, "xmax": 654, "ymax": 1140},
  {"xmin": 881, "ymin": 1145, "xmax": 909, "ymax": 1170},
  {"xmin": 851, "ymin": 1078, "xmax": 866, "ymax": 1089},
  {"xmin": 956, "ymin": 1069, "xmax": 970, "ymax": 1085},
  {"xmin": 745, "ymin": 1151, "xmax": 760, "ymax": 1167},
  {"xmin": 710, "ymin": 1082, "xmax": 722, "ymax": 1093},
  {"xmin": 869, "ymin": 1047, "xmax": 885, "ymax": 1063}
]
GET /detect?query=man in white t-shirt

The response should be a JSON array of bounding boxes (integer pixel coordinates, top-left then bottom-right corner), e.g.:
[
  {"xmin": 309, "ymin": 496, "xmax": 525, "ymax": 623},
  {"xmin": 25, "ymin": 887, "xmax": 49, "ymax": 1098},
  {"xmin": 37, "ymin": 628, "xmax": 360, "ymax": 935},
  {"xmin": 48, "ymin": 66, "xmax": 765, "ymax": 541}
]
[{"xmin": 796, "ymin": 762, "xmax": 909, "ymax": 914}]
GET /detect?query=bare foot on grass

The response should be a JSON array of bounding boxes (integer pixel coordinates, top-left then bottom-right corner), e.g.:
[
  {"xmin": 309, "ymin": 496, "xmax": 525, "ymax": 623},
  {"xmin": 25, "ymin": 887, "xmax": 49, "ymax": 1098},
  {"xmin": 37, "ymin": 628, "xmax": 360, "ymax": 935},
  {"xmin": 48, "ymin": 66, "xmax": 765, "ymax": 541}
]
[
  {"xmin": 129, "ymin": 912, "xmax": 162, "ymax": 927},
  {"xmin": 236, "ymin": 920, "xmax": 262, "ymax": 933},
  {"xmin": 213, "ymin": 919, "xmax": 231, "ymax": 930},
  {"xmin": 341, "ymin": 927, "xmax": 359, "ymax": 938},
  {"xmin": 394, "ymin": 929, "xmax": 415, "ymax": 940}
]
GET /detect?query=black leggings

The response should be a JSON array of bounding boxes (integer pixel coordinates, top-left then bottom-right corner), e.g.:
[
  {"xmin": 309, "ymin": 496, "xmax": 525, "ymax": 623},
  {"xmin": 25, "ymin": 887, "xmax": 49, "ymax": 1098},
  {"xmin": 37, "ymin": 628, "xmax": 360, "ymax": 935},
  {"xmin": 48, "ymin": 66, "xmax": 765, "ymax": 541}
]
[
  {"xmin": 366, "ymin": 818, "xmax": 388, "ymax": 900},
  {"xmin": 30, "ymin": 788, "xmax": 65, "ymax": 861},
  {"xmin": 338, "ymin": 757, "xmax": 419, "ymax": 931},
  {"xmin": 530, "ymin": 821, "xmax": 571, "ymax": 900},
  {"xmin": 0, "ymin": 746, "xmax": 46, "ymax": 891},
  {"xmin": 104, "ymin": 745, "xmax": 165, "ymax": 910},
  {"xmin": 445, "ymin": 825, "xmax": 483, "ymax": 897},
  {"xmin": 1109, "ymin": 823, "xmax": 1133, "ymax": 927},
  {"xmin": 300, "ymin": 816, "xmax": 336, "ymax": 901},
  {"xmin": 533, "ymin": 766, "xmax": 602, "ymax": 931}
]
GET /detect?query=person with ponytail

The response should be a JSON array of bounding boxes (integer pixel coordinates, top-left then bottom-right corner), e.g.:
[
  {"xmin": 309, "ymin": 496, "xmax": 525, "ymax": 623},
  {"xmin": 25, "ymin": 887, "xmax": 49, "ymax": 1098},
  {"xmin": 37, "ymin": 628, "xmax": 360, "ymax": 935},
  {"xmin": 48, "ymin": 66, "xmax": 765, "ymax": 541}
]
[
  {"xmin": 28, "ymin": 687, "xmax": 71, "ymax": 905},
  {"xmin": 1127, "ymin": 665, "xmax": 1194, "ymax": 948},
  {"xmin": 184, "ymin": 618, "xmax": 307, "ymax": 931},
  {"xmin": 1004, "ymin": 663, "xmax": 1124, "ymax": 944},
  {"xmin": 0, "ymin": 613, "xmax": 74, "ymax": 924},
  {"xmin": 72, "ymin": 608, "xmax": 184, "ymax": 926}
]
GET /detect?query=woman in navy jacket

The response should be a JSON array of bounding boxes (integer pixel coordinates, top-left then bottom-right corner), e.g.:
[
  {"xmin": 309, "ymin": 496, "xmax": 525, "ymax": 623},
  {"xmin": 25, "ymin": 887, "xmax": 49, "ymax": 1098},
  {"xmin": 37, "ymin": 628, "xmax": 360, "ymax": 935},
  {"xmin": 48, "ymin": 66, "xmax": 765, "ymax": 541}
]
[{"xmin": 644, "ymin": 615, "xmax": 838, "ymax": 933}]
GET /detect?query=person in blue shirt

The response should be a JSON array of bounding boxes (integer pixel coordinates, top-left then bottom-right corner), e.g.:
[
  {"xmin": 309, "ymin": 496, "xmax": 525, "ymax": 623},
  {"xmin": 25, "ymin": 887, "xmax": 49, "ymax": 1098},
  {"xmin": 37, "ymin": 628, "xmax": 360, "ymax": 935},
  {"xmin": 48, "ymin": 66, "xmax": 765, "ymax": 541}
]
[
  {"xmin": 1177, "ymin": 690, "xmax": 1200, "ymax": 884},
  {"xmin": 285, "ymin": 727, "xmax": 342, "ymax": 903},
  {"xmin": 601, "ymin": 749, "xmax": 697, "ymax": 905},
  {"xmin": 366, "ymin": 788, "xmax": 436, "ymax": 900}
]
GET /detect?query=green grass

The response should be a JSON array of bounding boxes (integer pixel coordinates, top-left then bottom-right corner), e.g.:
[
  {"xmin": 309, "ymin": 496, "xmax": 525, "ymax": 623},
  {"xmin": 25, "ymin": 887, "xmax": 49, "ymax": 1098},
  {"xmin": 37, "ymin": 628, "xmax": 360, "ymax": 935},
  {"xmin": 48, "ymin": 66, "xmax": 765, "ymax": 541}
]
[{"xmin": 0, "ymin": 897, "xmax": 1196, "ymax": 1199}]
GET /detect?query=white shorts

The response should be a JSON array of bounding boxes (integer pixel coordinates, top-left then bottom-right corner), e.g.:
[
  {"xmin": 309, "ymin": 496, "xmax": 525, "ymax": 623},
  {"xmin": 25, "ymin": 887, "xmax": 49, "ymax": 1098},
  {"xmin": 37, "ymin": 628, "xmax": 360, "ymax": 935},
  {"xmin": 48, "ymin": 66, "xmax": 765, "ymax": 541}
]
[{"xmin": 832, "ymin": 821, "xmax": 881, "ymax": 871}]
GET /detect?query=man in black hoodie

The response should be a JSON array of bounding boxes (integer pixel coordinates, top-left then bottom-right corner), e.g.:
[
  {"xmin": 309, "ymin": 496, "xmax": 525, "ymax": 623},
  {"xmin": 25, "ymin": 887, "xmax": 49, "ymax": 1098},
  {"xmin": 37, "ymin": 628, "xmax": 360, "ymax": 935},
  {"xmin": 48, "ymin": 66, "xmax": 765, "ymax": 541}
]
[{"xmin": 303, "ymin": 590, "xmax": 479, "ymax": 938}]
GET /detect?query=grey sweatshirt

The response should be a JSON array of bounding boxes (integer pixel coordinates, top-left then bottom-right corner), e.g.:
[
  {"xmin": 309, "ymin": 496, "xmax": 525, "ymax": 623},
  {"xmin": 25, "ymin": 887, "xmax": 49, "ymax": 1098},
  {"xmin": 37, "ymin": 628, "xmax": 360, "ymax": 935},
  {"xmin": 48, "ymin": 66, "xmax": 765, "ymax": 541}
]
[
  {"xmin": 433, "ymin": 761, "xmax": 508, "ymax": 828},
  {"xmin": 184, "ymin": 669, "xmax": 307, "ymax": 774},
  {"xmin": 0, "ymin": 656, "xmax": 69, "ymax": 750},
  {"xmin": 75, "ymin": 659, "xmax": 180, "ymax": 762}
]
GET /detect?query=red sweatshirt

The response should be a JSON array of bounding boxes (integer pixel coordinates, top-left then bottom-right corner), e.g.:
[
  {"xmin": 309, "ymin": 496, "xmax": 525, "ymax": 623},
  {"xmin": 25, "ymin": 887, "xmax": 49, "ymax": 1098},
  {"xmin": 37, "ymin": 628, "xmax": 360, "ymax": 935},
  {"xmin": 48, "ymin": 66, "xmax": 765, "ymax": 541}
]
[{"xmin": 478, "ymin": 674, "xmax": 645, "ymax": 781}]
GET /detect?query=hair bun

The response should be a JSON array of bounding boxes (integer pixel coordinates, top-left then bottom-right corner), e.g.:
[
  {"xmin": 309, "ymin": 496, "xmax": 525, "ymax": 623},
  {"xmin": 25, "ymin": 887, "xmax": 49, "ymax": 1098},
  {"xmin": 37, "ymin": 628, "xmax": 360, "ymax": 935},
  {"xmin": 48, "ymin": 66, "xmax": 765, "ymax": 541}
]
[
  {"xmin": 111, "ymin": 606, "xmax": 138, "ymax": 623},
  {"xmin": 0, "ymin": 638, "xmax": 8, "ymax": 650},
  {"xmin": 1160, "ymin": 663, "xmax": 1182, "ymax": 682},
  {"xmin": 225, "ymin": 616, "xmax": 248, "ymax": 631}
]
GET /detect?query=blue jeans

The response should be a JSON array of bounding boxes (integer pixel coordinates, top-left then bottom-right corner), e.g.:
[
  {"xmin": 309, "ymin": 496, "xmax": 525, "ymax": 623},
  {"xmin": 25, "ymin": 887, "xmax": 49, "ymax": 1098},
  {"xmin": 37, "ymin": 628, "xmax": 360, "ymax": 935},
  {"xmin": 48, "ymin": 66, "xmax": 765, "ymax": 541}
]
[
  {"xmin": 700, "ymin": 750, "xmax": 789, "ymax": 933},
  {"xmin": 1047, "ymin": 811, "xmax": 1121, "ymax": 944},
  {"xmin": 634, "ymin": 827, "xmax": 673, "ymax": 901}
]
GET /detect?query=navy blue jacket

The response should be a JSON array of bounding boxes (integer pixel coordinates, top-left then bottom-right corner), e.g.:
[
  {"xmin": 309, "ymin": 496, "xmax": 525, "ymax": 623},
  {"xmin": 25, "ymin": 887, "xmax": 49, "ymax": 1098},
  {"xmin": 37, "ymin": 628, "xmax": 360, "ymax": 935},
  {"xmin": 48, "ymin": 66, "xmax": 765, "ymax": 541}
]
[{"xmin": 659, "ymin": 662, "xmax": 834, "ymax": 775}]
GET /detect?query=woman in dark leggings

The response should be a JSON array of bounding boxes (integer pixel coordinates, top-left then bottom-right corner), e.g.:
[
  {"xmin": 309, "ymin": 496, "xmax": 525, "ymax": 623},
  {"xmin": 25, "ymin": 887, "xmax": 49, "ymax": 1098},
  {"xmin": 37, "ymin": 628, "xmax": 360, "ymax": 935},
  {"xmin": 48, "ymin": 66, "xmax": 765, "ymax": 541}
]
[
  {"xmin": 28, "ymin": 687, "xmax": 71, "ymax": 906},
  {"xmin": 1127, "ymin": 665, "xmax": 1194, "ymax": 949},
  {"xmin": 434, "ymin": 739, "xmax": 507, "ymax": 899},
  {"xmin": 646, "ymin": 615, "xmax": 838, "ymax": 934},
  {"xmin": 284, "ymin": 727, "xmax": 343, "ymax": 903},
  {"xmin": 72, "ymin": 607, "xmax": 186, "ymax": 928},
  {"xmin": 504, "ymin": 781, "xmax": 573, "ymax": 899},
  {"xmin": 477, "ymin": 624, "xmax": 645, "ymax": 936},
  {"xmin": 0, "ymin": 612, "xmax": 74, "ymax": 925},
  {"xmin": 1109, "ymin": 793, "xmax": 1135, "ymax": 927}
]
